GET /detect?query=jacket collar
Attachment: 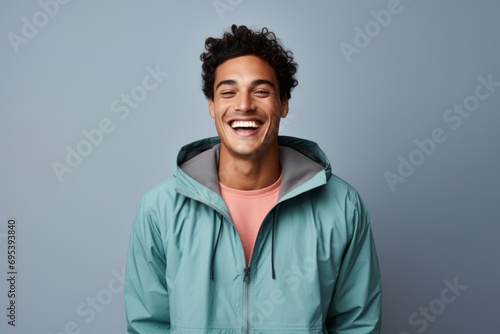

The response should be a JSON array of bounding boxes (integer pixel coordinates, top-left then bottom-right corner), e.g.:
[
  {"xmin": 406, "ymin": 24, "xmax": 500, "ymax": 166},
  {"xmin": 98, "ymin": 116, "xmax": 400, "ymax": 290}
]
[{"xmin": 174, "ymin": 136, "xmax": 331, "ymax": 204}]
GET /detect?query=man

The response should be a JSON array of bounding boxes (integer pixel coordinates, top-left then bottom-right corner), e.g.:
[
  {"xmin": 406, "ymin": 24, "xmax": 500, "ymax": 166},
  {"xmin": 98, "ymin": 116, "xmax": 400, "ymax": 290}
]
[{"xmin": 125, "ymin": 24, "xmax": 382, "ymax": 333}]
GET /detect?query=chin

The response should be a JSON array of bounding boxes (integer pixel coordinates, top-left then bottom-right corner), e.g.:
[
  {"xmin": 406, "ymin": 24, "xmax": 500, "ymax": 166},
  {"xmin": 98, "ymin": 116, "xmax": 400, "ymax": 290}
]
[{"xmin": 232, "ymin": 147, "xmax": 261, "ymax": 157}]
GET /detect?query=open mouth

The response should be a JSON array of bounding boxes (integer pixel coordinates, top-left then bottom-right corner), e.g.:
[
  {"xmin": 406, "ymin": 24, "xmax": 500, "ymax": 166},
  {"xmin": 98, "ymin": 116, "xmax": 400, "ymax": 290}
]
[{"xmin": 229, "ymin": 120, "xmax": 262, "ymax": 134}]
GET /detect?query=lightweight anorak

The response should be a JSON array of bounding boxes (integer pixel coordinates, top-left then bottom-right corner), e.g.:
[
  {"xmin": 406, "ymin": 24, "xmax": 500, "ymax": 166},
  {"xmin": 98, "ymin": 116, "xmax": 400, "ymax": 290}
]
[{"xmin": 125, "ymin": 136, "xmax": 382, "ymax": 333}]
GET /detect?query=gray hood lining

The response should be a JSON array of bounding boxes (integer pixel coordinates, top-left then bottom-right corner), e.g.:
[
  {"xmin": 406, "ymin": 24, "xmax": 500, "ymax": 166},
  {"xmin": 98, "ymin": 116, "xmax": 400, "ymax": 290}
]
[{"xmin": 179, "ymin": 141, "xmax": 326, "ymax": 199}]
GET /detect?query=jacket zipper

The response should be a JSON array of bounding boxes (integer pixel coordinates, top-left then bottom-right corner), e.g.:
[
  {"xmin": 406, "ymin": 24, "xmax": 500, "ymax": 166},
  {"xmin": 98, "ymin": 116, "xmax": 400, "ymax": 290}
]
[
  {"xmin": 196, "ymin": 197, "xmax": 251, "ymax": 333},
  {"xmin": 243, "ymin": 266, "xmax": 251, "ymax": 334},
  {"xmin": 177, "ymin": 190, "xmax": 272, "ymax": 333}
]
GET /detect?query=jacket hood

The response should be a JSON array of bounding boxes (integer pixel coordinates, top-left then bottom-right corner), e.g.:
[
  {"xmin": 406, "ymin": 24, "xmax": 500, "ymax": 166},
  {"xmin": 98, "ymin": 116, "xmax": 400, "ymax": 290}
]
[{"xmin": 175, "ymin": 136, "xmax": 332, "ymax": 202}]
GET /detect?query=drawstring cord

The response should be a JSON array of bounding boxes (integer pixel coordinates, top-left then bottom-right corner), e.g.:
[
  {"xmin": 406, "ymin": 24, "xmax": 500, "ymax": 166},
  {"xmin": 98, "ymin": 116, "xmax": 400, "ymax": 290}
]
[
  {"xmin": 210, "ymin": 214, "xmax": 223, "ymax": 280},
  {"xmin": 271, "ymin": 208, "xmax": 278, "ymax": 280}
]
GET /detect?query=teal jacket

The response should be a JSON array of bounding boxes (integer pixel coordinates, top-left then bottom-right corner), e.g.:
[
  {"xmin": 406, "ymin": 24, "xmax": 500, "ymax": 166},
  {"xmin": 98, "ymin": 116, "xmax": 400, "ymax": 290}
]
[{"xmin": 125, "ymin": 136, "xmax": 382, "ymax": 333}]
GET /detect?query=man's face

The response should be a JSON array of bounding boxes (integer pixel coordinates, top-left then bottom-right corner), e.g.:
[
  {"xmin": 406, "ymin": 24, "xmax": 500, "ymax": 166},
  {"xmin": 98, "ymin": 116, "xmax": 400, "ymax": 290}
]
[{"xmin": 209, "ymin": 55, "xmax": 288, "ymax": 159}]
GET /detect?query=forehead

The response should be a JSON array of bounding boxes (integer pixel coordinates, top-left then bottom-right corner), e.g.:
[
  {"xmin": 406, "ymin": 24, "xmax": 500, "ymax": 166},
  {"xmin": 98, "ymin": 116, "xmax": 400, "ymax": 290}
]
[{"xmin": 214, "ymin": 55, "xmax": 277, "ymax": 85}]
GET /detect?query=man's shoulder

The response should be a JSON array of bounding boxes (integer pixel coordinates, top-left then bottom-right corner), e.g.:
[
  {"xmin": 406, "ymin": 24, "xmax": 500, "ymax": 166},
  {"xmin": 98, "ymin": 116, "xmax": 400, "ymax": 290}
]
[
  {"xmin": 141, "ymin": 176, "xmax": 178, "ymax": 203},
  {"xmin": 320, "ymin": 173, "xmax": 368, "ymax": 211},
  {"xmin": 325, "ymin": 173, "xmax": 361, "ymax": 196}
]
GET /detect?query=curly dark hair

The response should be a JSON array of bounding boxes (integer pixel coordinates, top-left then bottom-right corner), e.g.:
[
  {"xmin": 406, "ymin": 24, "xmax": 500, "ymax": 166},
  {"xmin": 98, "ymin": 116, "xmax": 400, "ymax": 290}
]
[{"xmin": 200, "ymin": 24, "xmax": 298, "ymax": 101}]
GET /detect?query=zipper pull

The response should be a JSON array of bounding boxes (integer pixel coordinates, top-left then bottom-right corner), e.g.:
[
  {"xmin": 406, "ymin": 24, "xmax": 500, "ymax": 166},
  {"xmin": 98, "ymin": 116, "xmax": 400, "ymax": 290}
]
[{"xmin": 243, "ymin": 267, "xmax": 250, "ymax": 283}]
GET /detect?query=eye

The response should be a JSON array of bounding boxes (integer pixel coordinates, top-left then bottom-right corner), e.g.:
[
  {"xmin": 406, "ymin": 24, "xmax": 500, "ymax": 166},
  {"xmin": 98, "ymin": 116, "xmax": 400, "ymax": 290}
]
[
  {"xmin": 254, "ymin": 89, "xmax": 271, "ymax": 97},
  {"xmin": 219, "ymin": 91, "xmax": 236, "ymax": 98}
]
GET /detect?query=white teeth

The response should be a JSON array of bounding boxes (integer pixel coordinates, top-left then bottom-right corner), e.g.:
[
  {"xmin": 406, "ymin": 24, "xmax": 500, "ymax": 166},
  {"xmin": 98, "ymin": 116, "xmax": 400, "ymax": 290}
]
[{"xmin": 231, "ymin": 121, "xmax": 260, "ymax": 129}]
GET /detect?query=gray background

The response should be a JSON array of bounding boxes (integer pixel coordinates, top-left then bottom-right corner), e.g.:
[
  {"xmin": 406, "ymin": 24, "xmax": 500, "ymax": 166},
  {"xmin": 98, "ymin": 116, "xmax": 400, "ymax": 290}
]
[{"xmin": 1, "ymin": 0, "xmax": 499, "ymax": 333}]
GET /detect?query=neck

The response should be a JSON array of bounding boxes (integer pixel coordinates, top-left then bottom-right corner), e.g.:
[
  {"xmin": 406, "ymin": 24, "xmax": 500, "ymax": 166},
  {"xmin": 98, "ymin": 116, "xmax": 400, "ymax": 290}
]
[{"xmin": 218, "ymin": 146, "xmax": 281, "ymax": 190}]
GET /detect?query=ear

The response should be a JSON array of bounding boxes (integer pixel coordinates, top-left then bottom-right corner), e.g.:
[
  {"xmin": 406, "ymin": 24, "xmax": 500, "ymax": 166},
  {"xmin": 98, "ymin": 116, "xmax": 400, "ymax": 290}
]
[
  {"xmin": 280, "ymin": 98, "xmax": 289, "ymax": 118},
  {"xmin": 208, "ymin": 99, "xmax": 215, "ymax": 118}
]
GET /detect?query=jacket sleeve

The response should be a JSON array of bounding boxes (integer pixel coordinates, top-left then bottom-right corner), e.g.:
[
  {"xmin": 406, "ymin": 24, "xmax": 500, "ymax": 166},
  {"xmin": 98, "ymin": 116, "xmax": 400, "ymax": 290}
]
[
  {"xmin": 125, "ymin": 196, "xmax": 170, "ymax": 333},
  {"xmin": 325, "ymin": 192, "xmax": 382, "ymax": 333}
]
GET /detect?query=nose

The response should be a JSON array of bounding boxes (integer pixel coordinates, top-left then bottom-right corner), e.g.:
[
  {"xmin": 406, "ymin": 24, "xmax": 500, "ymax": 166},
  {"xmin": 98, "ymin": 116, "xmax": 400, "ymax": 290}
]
[{"xmin": 234, "ymin": 91, "xmax": 255, "ymax": 112}]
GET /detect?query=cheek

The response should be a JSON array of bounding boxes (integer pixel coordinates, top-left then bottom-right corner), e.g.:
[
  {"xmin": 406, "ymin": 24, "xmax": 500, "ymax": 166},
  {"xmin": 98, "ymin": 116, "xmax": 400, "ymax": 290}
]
[{"xmin": 270, "ymin": 104, "xmax": 284, "ymax": 121}]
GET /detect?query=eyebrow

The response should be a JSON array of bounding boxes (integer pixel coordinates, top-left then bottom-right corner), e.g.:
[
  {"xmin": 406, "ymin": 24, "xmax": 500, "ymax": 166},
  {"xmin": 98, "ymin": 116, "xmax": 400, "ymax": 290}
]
[{"xmin": 215, "ymin": 79, "xmax": 276, "ymax": 91}]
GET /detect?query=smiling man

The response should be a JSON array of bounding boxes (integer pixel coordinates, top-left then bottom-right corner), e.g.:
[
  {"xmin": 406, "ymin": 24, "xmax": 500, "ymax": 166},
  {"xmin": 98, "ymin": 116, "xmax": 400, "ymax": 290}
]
[
  {"xmin": 211, "ymin": 54, "xmax": 287, "ymax": 191},
  {"xmin": 125, "ymin": 25, "xmax": 382, "ymax": 333}
]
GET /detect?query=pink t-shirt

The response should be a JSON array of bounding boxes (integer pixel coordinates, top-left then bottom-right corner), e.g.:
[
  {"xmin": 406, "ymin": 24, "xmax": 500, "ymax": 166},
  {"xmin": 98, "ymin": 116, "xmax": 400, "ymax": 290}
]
[{"xmin": 219, "ymin": 175, "xmax": 282, "ymax": 264}]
